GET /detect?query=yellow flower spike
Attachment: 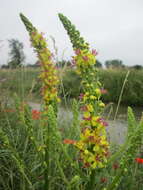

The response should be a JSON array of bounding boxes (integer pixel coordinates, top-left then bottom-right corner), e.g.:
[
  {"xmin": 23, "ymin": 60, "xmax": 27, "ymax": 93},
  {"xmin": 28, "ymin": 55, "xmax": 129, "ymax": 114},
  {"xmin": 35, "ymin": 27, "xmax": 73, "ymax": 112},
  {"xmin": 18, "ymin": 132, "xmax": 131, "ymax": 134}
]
[
  {"xmin": 58, "ymin": 13, "xmax": 109, "ymax": 169},
  {"xmin": 20, "ymin": 13, "xmax": 59, "ymax": 114}
]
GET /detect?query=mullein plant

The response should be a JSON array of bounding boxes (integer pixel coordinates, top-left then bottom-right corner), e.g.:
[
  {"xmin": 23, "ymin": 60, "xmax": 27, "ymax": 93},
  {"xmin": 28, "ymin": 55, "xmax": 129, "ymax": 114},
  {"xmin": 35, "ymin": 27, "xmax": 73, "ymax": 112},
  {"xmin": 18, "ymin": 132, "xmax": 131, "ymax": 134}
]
[
  {"xmin": 20, "ymin": 13, "xmax": 60, "ymax": 114},
  {"xmin": 20, "ymin": 14, "xmax": 60, "ymax": 190},
  {"xmin": 58, "ymin": 13, "xmax": 109, "ymax": 175}
]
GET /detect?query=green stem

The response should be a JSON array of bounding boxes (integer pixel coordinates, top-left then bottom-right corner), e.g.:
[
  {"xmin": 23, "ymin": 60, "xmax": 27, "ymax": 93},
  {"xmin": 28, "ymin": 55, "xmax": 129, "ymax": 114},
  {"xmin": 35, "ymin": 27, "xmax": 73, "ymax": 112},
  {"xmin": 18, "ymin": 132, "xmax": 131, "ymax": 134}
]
[
  {"xmin": 44, "ymin": 149, "xmax": 49, "ymax": 190},
  {"xmin": 44, "ymin": 124, "xmax": 50, "ymax": 190},
  {"xmin": 114, "ymin": 70, "xmax": 130, "ymax": 120},
  {"xmin": 12, "ymin": 155, "xmax": 33, "ymax": 189},
  {"xmin": 56, "ymin": 158, "xmax": 71, "ymax": 189},
  {"xmin": 106, "ymin": 169, "xmax": 123, "ymax": 190},
  {"xmin": 86, "ymin": 170, "xmax": 96, "ymax": 190}
]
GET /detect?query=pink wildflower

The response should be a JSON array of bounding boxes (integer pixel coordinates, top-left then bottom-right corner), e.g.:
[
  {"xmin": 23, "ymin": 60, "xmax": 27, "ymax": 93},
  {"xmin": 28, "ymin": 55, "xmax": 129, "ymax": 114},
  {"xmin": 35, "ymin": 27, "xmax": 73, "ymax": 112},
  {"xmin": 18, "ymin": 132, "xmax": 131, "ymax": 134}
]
[
  {"xmin": 92, "ymin": 49, "xmax": 98, "ymax": 56},
  {"xmin": 100, "ymin": 88, "xmax": 108, "ymax": 94},
  {"xmin": 75, "ymin": 49, "xmax": 81, "ymax": 55},
  {"xmin": 82, "ymin": 56, "xmax": 89, "ymax": 61}
]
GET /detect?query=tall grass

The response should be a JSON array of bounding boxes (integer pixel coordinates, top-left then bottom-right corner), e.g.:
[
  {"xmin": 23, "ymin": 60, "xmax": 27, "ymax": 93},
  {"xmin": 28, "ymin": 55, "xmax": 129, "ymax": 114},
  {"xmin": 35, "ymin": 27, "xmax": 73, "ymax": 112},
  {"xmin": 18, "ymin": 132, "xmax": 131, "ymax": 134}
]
[
  {"xmin": 0, "ymin": 67, "xmax": 41, "ymax": 102},
  {"xmin": 0, "ymin": 96, "xmax": 143, "ymax": 189}
]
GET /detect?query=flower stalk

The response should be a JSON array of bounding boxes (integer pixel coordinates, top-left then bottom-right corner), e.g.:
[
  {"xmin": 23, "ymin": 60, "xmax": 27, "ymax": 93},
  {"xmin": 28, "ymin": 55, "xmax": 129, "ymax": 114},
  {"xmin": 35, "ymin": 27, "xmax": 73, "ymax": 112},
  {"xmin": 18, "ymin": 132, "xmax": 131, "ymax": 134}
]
[
  {"xmin": 59, "ymin": 14, "xmax": 109, "ymax": 189},
  {"xmin": 20, "ymin": 13, "xmax": 60, "ymax": 190},
  {"xmin": 20, "ymin": 13, "xmax": 60, "ymax": 114}
]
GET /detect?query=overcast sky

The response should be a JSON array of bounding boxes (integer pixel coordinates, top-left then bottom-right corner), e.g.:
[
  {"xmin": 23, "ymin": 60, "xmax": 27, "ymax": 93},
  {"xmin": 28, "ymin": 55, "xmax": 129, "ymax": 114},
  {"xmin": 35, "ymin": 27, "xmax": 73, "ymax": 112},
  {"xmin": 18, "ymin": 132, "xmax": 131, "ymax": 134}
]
[{"xmin": 0, "ymin": 0, "xmax": 143, "ymax": 66}]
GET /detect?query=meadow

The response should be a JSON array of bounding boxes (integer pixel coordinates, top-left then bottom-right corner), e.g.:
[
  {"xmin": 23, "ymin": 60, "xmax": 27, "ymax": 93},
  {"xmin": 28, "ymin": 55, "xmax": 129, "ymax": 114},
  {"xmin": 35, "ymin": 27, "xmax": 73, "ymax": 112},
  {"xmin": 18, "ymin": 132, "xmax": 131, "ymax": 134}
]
[
  {"xmin": 0, "ymin": 67, "xmax": 143, "ymax": 106},
  {"xmin": 0, "ymin": 13, "xmax": 143, "ymax": 190}
]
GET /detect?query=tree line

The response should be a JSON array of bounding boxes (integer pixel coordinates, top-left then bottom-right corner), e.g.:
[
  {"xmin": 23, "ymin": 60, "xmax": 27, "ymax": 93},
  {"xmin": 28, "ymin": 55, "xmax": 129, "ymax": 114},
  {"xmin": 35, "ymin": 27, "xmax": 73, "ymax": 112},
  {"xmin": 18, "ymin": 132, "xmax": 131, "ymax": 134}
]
[{"xmin": 0, "ymin": 38, "xmax": 143, "ymax": 70}]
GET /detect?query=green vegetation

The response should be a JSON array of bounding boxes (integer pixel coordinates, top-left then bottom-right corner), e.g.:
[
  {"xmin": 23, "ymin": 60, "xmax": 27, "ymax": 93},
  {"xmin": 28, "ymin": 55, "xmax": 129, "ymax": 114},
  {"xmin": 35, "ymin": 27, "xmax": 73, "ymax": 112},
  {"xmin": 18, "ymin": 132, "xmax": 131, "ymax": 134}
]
[
  {"xmin": 0, "ymin": 94, "xmax": 143, "ymax": 190},
  {"xmin": 0, "ymin": 68, "xmax": 41, "ymax": 102},
  {"xmin": 60, "ymin": 68, "xmax": 143, "ymax": 106},
  {"xmin": 0, "ymin": 68, "xmax": 143, "ymax": 106}
]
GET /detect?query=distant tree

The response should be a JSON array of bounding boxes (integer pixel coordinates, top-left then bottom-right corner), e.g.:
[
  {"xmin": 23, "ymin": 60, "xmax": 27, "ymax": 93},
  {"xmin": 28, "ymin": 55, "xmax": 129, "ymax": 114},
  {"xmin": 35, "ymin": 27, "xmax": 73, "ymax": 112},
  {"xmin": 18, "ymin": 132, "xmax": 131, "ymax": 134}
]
[
  {"xmin": 131, "ymin": 65, "xmax": 142, "ymax": 70},
  {"xmin": 8, "ymin": 39, "xmax": 25, "ymax": 68},
  {"xmin": 1, "ymin": 64, "xmax": 9, "ymax": 69},
  {"xmin": 95, "ymin": 60, "xmax": 102, "ymax": 68},
  {"xmin": 105, "ymin": 59, "xmax": 124, "ymax": 69}
]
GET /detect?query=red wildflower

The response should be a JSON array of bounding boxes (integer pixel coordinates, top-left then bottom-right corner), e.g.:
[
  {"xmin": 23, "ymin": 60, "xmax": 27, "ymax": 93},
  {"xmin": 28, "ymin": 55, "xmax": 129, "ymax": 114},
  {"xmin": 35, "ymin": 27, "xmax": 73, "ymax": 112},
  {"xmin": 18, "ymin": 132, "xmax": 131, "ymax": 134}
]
[
  {"xmin": 100, "ymin": 177, "xmax": 107, "ymax": 183},
  {"xmin": 78, "ymin": 157, "xmax": 83, "ymax": 162},
  {"xmin": 104, "ymin": 151, "xmax": 110, "ymax": 157},
  {"xmin": 38, "ymin": 175, "xmax": 44, "ymax": 180},
  {"xmin": 88, "ymin": 136, "xmax": 94, "ymax": 140},
  {"xmin": 83, "ymin": 116, "xmax": 92, "ymax": 121},
  {"xmin": 95, "ymin": 154, "xmax": 101, "ymax": 161},
  {"xmin": 32, "ymin": 109, "xmax": 41, "ymax": 120},
  {"xmin": 80, "ymin": 106, "xmax": 88, "ymax": 111},
  {"xmin": 83, "ymin": 162, "xmax": 90, "ymax": 168},
  {"xmin": 97, "ymin": 118, "xmax": 108, "ymax": 127},
  {"xmin": 102, "ymin": 121, "xmax": 108, "ymax": 127},
  {"xmin": 135, "ymin": 158, "xmax": 143, "ymax": 164},
  {"xmin": 4, "ymin": 109, "xmax": 15, "ymax": 113},
  {"xmin": 100, "ymin": 88, "xmax": 108, "ymax": 94},
  {"xmin": 113, "ymin": 162, "xmax": 119, "ymax": 170},
  {"xmin": 63, "ymin": 139, "xmax": 76, "ymax": 145}
]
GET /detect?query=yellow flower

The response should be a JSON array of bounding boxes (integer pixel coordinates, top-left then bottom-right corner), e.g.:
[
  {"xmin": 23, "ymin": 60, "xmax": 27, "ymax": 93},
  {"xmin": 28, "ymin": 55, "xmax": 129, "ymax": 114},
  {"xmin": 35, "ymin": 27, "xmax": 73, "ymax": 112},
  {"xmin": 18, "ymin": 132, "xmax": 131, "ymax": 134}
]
[
  {"xmin": 93, "ymin": 145, "xmax": 100, "ymax": 152},
  {"xmin": 90, "ymin": 95, "xmax": 97, "ymax": 100},
  {"xmin": 91, "ymin": 116, "xmax": 99, "ymax": 126},
  {"xmin": 87, "ymin": 104, "xmax": 94, "ymax": 112},
  {"xmin": 83, "ymin": 111, "xmax": 90, "ymax": 118},
  {"xmin": 98, "ymin": 162, "xmax": 104, "ymax": 168},
  {"xmin": 85, "ymin": 92, "xmax": 89, "ymax": 96},
  {"xmin": 84, "ymin": 150, "xmax": 89, "ymax": 155},
  {"xmin": 95, "ymin": 88, "xmax": 101, "ymax": 95},
  {"xmin": 57, "ymin": 97, "xmax": 61, "ymax": 103},
  {"xmin": 76, "ymin": 141, "xmax": 84, "ymax": 149},
  {"xmin": 99, "ymin": 102, "xmax": 105, "ymax": 107},
  {"xmin": 91, "ymin": 162, "xmax": 97, "ymax": 169}
]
